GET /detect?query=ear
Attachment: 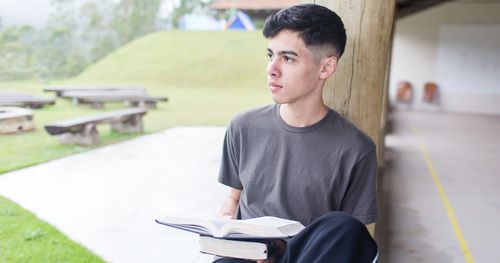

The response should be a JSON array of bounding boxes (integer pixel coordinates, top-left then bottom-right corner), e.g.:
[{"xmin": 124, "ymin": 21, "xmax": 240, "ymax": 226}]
[{"xmin": 319, "ymin": 56, "xmax": 338, "ymax": 80}]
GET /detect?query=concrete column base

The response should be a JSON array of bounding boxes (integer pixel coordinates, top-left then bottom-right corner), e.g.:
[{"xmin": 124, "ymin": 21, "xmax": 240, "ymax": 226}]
[{"xmin": 58, "ymin": 124, "xmax": 99, "ymax": 146}]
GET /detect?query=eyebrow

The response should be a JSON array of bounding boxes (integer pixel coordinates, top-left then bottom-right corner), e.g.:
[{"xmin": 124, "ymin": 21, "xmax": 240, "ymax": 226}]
[{"xmin": 267, "ymin": 48, "xmax": 299, "ymax": 57}]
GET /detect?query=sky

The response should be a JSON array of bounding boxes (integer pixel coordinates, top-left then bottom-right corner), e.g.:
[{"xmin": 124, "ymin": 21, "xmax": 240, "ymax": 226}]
[
  {"xmin": 0, "ymin": 0, "xmax": 180, "ymax": 29},
  {"xmin": 0, "ymin": 0, "xmax": 52, "ymax": 28}
]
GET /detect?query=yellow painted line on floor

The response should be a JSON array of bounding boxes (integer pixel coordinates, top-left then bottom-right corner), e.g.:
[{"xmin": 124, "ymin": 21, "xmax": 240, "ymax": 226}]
[{"xmin": 411, "ymin": 124, "xmax": 475, "ymax": 263}]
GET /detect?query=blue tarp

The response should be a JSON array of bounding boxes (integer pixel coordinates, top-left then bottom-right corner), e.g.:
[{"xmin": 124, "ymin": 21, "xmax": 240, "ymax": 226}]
[{"xmin": 227, "ymin": 11, "xmax": 255, "ymax": 31}]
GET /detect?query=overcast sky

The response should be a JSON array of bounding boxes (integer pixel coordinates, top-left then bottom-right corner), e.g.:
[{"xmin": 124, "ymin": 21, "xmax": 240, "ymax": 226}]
[
  {"xmin": 0, "ymin": 0, "xmax": 181, "ymax": 29},
  {"xmin": 0, "ymin": 0, "xmax": 52, "ymax": 28}
]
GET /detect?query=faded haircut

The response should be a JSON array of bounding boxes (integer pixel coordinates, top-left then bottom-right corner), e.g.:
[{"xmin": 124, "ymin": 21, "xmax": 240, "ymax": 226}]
[{"xmin": 263, "ymin": 4, "xmax": 347, "ymax": 61}]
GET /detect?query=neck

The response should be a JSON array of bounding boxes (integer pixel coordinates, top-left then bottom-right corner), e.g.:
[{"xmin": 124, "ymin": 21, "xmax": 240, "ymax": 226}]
[{"xmin": 279, "ymin": 101, "xmax": 329, "ymax": 127}]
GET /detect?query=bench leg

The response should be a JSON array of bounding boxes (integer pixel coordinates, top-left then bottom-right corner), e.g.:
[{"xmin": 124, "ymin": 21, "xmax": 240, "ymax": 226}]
[
  {"xmin": 26, "ymin": 103, "xmax": 43, "ymax": 109},
  {"xmin": 72, "ymin": 98, "xmax": 81, "ymax": 105},
  {"xmin": 111, "ymin": 115, "xmax": 143, "ymax": 133},
  {"xmin": 57, "ymin": 123, "xmax": 99, "ymax": 146},
  {"xmin": 90, "ymin": 101, "xmax": 104, "ymax": 109},
  {"xmin": 142, "ymin": 101, "xmax": 157, "ymax": 109},
  {"xmin": 124, "ymin": 101, "xmax": 139, "ymax": 107}
]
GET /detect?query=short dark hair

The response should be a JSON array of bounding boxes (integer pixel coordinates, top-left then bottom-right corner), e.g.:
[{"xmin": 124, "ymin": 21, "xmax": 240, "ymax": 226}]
[{"xmin": 263, "ymin": 4, "xmax": 347, "ymax": 59}]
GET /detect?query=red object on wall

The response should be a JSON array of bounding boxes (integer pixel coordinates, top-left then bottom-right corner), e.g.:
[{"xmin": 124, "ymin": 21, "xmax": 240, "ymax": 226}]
[
  {"xmin": 396, "ymin": 81, "xmax": 413, "ymax": 103},
  {"xmin": 423, "ymin": 82, "xmax": 438, "ymax": 103}
]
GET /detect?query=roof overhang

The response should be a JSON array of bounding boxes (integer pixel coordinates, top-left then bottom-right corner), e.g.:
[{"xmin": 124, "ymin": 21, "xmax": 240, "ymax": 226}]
[
  {"xmin": 396, "ymin": 0, "xmax": 456, "ymax": 18},
  {"xmin": 210, "ymin": 0, "xmax": 300, "ymax": 10},
  {"xmin": 210, "ymin": 0, "xmax": 456, "ymax": 19}
]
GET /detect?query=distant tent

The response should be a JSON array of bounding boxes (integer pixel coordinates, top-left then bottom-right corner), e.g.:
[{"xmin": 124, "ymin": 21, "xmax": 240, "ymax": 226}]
[
  {"xmin": 179, "ymin": 14, "xmax": 226, "ymax": 30},
  {"xmin": 226, "ymin": 11, "xmax": 255, "ymax": 31}
]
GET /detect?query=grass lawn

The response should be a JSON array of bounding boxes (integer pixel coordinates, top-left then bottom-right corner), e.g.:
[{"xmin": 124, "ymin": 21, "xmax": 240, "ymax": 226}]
[
  {"xmin": 0, "ymin": 195, "xmax": 103, "ymax": 262},
  {"xmin": 0, "ymin": 82, "xmax": 270, "ymax": 173},
  {"xmin": 0, "ymin": 30, "xmax": 271, "ymax": 260}
]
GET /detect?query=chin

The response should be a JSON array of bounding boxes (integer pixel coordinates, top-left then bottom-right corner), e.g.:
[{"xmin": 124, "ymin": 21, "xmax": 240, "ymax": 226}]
[{"xmin": 271, "ymin": 96, "xmax": 285, "ymax": 104}]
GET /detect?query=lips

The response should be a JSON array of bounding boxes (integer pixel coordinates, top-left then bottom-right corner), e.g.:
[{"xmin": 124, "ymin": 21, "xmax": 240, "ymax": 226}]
[{"xmin": 269, "ymin": 82, "xmax": 282, "ymax": 92}]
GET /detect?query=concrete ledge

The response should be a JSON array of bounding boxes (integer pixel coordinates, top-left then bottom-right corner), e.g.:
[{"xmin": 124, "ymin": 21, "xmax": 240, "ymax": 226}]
[{"xmin": 0, "ymin": 107, "xmax": 35, "ymax": 134}]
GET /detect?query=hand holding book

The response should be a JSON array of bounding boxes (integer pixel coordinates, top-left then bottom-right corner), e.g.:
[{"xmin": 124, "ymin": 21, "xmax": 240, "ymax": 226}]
[{"xmin": 217, "ymin": 189, "xmax": 241, "ymax": 219}]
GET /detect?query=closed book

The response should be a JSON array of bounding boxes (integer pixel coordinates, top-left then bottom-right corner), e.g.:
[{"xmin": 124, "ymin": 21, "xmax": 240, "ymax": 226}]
[{"xmin": 199, "ymin": 236, "xmax": 270, "ymax": 260}]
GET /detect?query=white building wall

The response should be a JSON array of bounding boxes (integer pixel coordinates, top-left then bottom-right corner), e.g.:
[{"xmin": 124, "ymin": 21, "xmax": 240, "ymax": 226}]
[{"xmin": 390, "ymin": 1, "xmax": 500, "ymax": 114}]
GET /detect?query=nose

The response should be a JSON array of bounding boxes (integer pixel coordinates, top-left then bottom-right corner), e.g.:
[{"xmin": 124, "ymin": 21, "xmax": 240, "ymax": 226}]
[{"xmin": 267, "ymin": 58, "xmax": 281, "ymax": 79}]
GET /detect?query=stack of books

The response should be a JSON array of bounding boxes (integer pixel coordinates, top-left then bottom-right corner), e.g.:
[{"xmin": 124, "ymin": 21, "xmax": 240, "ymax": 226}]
[{"xmin": 156, "ymin": 216, "xmax": 305, "ymax": 260}]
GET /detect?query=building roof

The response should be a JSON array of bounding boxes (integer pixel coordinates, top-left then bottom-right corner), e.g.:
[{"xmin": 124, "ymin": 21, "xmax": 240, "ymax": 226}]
[
  {"xmin": 210, "ymin": 0, "xmax": 455, "ymax": 18},
  {"xmin": 210, "ymin": 0, "xmax": 300, "ymax": 10}
]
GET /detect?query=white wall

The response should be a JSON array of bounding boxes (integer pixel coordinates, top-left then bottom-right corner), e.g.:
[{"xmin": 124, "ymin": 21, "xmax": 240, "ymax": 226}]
[{"xmin": 390, "ymin": 1, "xmax": 500, "ymax": 114}]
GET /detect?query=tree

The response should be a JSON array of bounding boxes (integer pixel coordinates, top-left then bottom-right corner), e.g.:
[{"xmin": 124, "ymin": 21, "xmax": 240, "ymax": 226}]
[
  {"xmin": 36, "ymin": 0, "xmax": 88, "ymax": 78},
  {"xmin": 170, "ymin": 0, "xmax": 215, "ymax": 28},
  {"xmin": 111, "ymin": 0, "xmax": 162, "ymax": 45},
  {"xmin": 0, "ymin": 0, "xmax": 167, "ymax": 80},
  {"xmin": 79, "ymin": 0, "xmax": 118, "ymax": 62},
  {"xmin": 0, "ymin": 25, "xmax": 40, "ymax": 79}
]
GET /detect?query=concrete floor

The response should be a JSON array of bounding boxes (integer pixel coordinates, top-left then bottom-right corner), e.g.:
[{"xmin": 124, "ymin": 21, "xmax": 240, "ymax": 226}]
[
  {"xmin": 0, "ymin": 127, "xmax": 228, "ymax": 263},
  {"xmin": 376, "ymin": 110, "xmax": 500, "ymax": 263},
  {"xmin": 1, "ymin": 111, "xmax": 498, "ymax": 262}
]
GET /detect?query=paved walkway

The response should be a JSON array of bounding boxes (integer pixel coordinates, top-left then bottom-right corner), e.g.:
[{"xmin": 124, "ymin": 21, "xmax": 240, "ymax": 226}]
[
  {"xmin": 0, "ymin": 127, "xmax": 228, "ymax": 263},
  {"xmin": 376, "ymin": 111, "xmax": 500, "ymax": 263}
]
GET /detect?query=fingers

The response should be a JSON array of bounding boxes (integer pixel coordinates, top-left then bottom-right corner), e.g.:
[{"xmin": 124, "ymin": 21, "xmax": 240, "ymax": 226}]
[
  {"xmin": 221, "ymin": 212, "xmax": 234, "ymax": 219},
  {"xmin": 217, "ymin": 211, "xmax": 234, "ymax": 219}
]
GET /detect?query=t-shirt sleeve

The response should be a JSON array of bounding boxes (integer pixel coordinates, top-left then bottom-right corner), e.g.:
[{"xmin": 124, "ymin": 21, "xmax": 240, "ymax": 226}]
[
  {"xmin": 218, "ymin": 125, "xmax": 243, "ymax": 189},
  {"xmin": 340, "ymin": 148, "xmax": 379, "ymax": 224}
]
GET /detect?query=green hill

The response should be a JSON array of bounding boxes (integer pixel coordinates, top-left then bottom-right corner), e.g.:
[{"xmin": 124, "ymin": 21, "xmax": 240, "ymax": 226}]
[
  {"xmin": 70, "ymin": 30, "xmax": 273, "ymax": 130},
  {"xmin": 73, "ymin": 30, "xmax": 268, "ymax": 89}
]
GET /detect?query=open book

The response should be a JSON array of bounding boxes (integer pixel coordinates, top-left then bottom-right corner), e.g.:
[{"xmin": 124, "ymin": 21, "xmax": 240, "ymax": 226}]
[{"xmin": 155, "ymin": 216, "xmax": 305, "ymax": 239}]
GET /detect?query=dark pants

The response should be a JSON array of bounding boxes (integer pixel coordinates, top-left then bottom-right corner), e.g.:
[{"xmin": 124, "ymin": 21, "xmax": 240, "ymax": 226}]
[{"xmin": 214, "ymin": 212, "xmax": 378, "ymax": 263}]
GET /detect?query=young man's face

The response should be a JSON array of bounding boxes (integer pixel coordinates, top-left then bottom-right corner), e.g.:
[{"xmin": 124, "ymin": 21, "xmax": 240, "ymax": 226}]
[{"xmin": 266, "ymin": 30, "xmax": 326, "ymax": 106}]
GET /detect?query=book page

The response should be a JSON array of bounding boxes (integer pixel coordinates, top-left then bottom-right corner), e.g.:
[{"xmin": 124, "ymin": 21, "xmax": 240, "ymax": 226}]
[
  {"xmin": 239, "ymin": 217, "xmax": 302, "ymax": 227},
  {"xmin": 156, "ymin": 216, "xmax": 304, "ymax": 239},
  {"xmin": 199, "ymin": 236, "xmax": 268, "ymax": 260},
  {"xmin": 157, "ymin": 216, "xmax": 239, "ymax": 236},
  {"xmin": 218, "ymin": 217, "xmax": 305, "ymax": 238}
]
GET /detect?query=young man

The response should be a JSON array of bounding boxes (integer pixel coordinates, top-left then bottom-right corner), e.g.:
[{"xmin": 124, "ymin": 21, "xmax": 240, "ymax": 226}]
[{"xmin": 216, "ymin": 4, "xmax": 378, "ymax": 263}]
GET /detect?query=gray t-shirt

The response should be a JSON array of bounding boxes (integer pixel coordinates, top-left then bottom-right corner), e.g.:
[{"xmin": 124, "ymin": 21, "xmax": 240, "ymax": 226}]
[{"xmin": 218, "ymin": 104, "xmax": 378, "ymax": 225}]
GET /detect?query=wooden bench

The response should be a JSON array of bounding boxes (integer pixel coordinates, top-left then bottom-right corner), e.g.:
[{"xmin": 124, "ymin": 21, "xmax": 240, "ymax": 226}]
[
  {"xmin": 44, "ymin": 86, "xmax": 145, "ymax": 97},
  {"xmin": 60, "ymin": 89, "xmax": 147, "ymax": 98},
  {"xmin": 0, "ymin": 92, "xmax": 55, "ymax": 108},
  {"xmin": 44, "ymin": 108, "xmax": 148, "ymax": 146},
  {"xmin": 65, "ymin": 92, "xmax": 168, "ymax": 109},
  {"xmin": 44, "ymin": 86, "xmax": 167, "ymax": 109},
  {"xmin": 0, "ymin": 107, "xmax": 35, "ymax": 134}
]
